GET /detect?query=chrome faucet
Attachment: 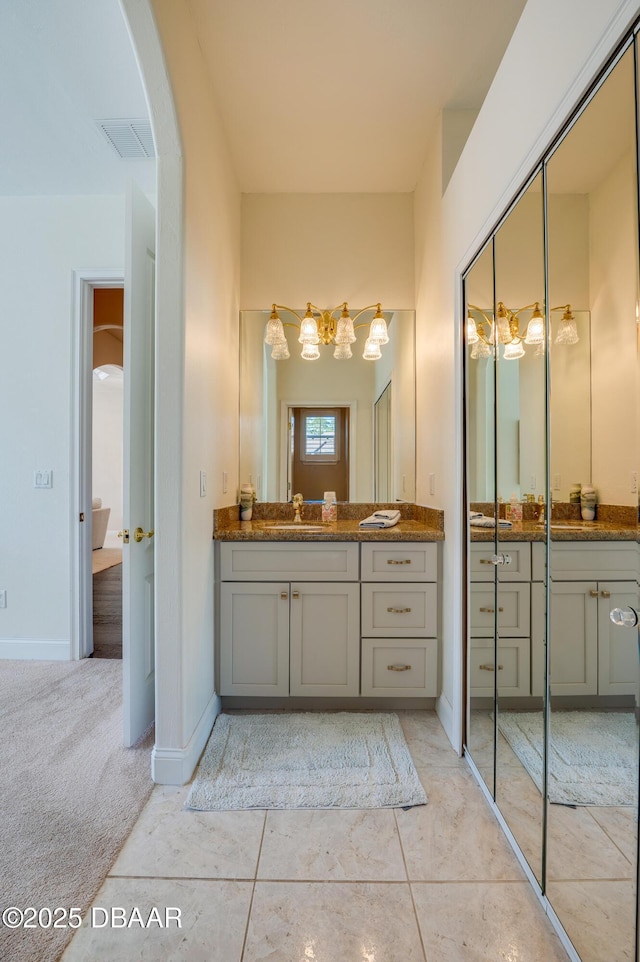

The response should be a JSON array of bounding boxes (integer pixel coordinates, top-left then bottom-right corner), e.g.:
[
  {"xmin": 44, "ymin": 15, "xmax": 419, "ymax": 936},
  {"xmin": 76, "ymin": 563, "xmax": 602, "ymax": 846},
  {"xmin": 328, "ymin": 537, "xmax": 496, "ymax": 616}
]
[{"xmin": 292, "ymin": 493, "xmax": 304, "ymax": 523}]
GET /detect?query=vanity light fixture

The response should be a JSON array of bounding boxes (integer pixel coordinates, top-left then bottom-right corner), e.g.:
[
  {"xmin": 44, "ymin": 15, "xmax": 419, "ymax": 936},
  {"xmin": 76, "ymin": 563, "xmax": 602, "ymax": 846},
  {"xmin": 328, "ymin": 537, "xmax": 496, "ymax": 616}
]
[
  {"xmin": 467, "ymin": 301, "xmax": 579, "ymax": 359},
  {"xmin": 265, "ymin": 302, "xmax": 389, "ymax": 361}
]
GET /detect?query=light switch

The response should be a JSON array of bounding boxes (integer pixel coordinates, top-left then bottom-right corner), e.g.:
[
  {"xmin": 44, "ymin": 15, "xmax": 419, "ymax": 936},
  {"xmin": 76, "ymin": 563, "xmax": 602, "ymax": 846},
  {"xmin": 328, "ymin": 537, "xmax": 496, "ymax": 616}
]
[
  {"xmin": 200, "ymin": 471, "xmax": 207, "ymax": 497},
  {"xmin": 34, "ymin": 470, "xmax": 53, "ymax": 489}
]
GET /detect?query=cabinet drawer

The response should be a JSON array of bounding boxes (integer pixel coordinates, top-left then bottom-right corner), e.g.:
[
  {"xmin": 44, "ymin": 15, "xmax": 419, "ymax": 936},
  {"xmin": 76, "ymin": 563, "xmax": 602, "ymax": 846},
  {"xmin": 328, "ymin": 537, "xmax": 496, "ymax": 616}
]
[
  {"xmin": 361, "ymin": 638, "xmax": 438, "ymax": 696},
  {"xmin": 550, "ymin": 542, "xmax": 639, "ymax": 581},
  {"xmin": 469, "ymin": 583, "xmax": 530, "ymax": 637},
  {"xmin": 361, "ymin": 583, "xmax": 437, "ymax": 637},
  {"xmin": 469, "ymin": 637, "xmax": 531, "ymax": 697},
  {"xmin": 470, "ymin": 542, "xmax": 531, "ymax": 582},
  {"xmin": 361, "ymin": 543, "xmax": 437, "ymax": 581},
  {"xmin": 220, "ymin": 542, "xmax": 359, "ymax": 581}
]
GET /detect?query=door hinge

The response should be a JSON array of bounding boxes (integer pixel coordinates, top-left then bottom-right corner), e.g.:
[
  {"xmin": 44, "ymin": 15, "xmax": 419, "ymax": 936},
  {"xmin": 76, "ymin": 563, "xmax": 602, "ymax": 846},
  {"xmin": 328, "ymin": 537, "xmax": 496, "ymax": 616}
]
[{"xmin": 79, "ymin": 512, "xmax": 85, "ymax": 522}]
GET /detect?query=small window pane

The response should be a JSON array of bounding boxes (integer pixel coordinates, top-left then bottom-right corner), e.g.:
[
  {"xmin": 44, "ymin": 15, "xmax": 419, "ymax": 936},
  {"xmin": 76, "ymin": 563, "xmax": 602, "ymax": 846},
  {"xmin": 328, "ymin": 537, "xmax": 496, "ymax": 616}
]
[{"xmin": 305, "ymin": 415, "xmax": 336, "ymax": 456}]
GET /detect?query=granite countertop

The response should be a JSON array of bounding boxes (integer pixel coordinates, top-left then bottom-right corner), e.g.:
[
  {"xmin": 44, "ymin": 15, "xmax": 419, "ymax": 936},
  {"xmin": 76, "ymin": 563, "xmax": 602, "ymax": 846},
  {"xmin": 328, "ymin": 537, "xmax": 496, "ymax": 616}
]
[
  {"xmin": 213, "ymin": 502, "xmax": 445, "ymax": 542},
  {"xmin": 470, "ymin": 520, "xmax": 638, "ymax": 543}
]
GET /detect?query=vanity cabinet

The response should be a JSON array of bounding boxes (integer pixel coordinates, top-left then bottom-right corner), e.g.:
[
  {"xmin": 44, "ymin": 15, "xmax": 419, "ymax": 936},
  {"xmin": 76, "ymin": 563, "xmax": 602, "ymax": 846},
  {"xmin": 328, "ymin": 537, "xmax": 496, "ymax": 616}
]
[
  {"xmin": 469, "ymin": 542, "xmax": 534, "ymax": 697},
  {"xmin": 532, "ymin": 543, "xmax": 639, "ymax": 697},
  {"xmin": 360, "ymin": 544, "xmax": 438, "ymax": 697},
  {"xmin": 219, "ymin": 543, "xmax": 360, "ymax": 696},
  {"xmin": 218, "ymin": 540, "xmax": 440, "ymax": 700}
]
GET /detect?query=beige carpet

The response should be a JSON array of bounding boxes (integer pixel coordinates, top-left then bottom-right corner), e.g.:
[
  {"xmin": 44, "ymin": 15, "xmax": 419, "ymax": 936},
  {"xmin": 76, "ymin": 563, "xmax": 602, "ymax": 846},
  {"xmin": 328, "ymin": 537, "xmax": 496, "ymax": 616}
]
[
  {"xmin": 92, "ymin": 547, "xmax": 122, "ymax": 574},
  {"xmin": 0, "ymin": 659, "xmax": 153, "ymax": 962}
]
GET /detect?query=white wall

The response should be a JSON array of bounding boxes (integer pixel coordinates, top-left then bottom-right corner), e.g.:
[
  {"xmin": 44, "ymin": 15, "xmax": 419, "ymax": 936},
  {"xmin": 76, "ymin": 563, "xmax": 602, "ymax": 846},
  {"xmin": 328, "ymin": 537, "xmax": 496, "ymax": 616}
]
[
  {"xmin": 414, "ymin": 0, "xmax": 640, "ymax": 750},
  {"xmin": 92, "ymin": 372, "xmax": 124, "ymax": 532},
  {"xmin": 150, "ymin": 0, "xmax": 241, "ymax": 778},
  {"xmin": 590, "ymin": 149, "xmax": 638, "ymax": 505},
  {"xmin": 0, "ymin": 195, "xmax": 125, "ymax": 659}
]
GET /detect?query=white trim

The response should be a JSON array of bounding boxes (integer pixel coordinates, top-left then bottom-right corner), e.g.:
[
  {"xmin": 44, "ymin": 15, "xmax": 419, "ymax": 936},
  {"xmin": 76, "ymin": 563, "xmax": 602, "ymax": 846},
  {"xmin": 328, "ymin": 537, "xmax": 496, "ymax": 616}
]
[
  {"xmin": 279, "ymin": 400, "xmax": 357, "ymax": 501},
  {"xmin": 0, "ymin": 641, "xmax": 70, "ymax": 661},
  {"xmin": 70, "ymin": 269, "xmax": 124, "ymax": 662},
  {"xmin": 151, "ymin": 692, "xmax": 221, "ymax": 785}
]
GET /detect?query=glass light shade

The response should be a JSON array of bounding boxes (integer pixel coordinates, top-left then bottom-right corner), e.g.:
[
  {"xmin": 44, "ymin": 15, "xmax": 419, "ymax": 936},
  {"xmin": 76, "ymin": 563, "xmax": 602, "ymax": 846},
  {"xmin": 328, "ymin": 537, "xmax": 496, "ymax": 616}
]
[
  {"xmin": 534, "ymin": 340, "xmax": 545, "ymax": 358},
  {"xmin": 496, "ymin": 304, "xmax": 512, "ymax": 344},
  {"xmin": 335, "ymin": 316, "xmax": 356, "ymax": 344},
  {"xmin": 265, "ymin": 316, "xmax": 286, "ymax": 345},
  {"xmin": 363, "ymin": 337, "xmax": 382, "ymax": 360},
  {"xmin": 301, "ymin": 342, "xmax": 320, "ymax": 360},
  {"xmin": 503, "ymin": 339, "xmax": 525, "ymax": 360},
  {"xmin": 368, "ymin": 316, "xmax": 389, "ymax": 345},
  {"xmin": 524, "ymin": 308, "xmax": 545, "ymax": 345},
  {"xmin": 298, "ymin": 316, "xmax": 320, "ymax": 344},
  {"xmin": 474, "ymin": 338, "xmax": 493, "ymax": 359},
  {"xmin": 555, "ymin": 314, "xmax": 579, "ymax": 345},
  {"xmin": 466, "ymin": 315, "xmax": 479, "ymax": 345},
  {"xmin": 333, "ymin": 342, "xmax": 353, "ymax": 359},
  {"xmin": 271, "ymin": 340, "xmax": 290, "ymax": 360}
]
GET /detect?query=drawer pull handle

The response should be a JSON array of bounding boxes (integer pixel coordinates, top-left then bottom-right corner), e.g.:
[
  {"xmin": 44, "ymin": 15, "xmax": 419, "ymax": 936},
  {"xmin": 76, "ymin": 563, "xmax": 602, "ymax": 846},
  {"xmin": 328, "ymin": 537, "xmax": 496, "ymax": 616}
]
[
  {"xmin": 479, "ymin": 559, "xmax": 493, "ymax": 565},
  {"xmin": 387, "ymin": 559, "xmax": 412, "ymax": 565},
  {"xmin": 479, "ymin": 607, "xmax": 504, "ymax": 613},
  {"xmin": 479, "ymin": 554, "xmax": 512, "ymax": 566},
  {"xmin": 387, "ymin": 607, "xmax": 412, "ymax": 614},
  {"xmin": 292, "ymin": 590, "xmax": 300, "ymax": 599},
  {"xmin": 589, "ymin": 589, "xmax": 599, "ymax": 598},
  {"xmin": 387, "ymin": 663, "xmax": 412, "ymax": 672},
  {"xmin": 601, "ymin": 590, "xmax": 611, "ymax": 599},
  {"xmin": 479, "ymin": 663, "xmax": 504, "ymax": 672},
  {"xmin": 280, "ymin": 591, "xmax": 288, "ymax": 600}
]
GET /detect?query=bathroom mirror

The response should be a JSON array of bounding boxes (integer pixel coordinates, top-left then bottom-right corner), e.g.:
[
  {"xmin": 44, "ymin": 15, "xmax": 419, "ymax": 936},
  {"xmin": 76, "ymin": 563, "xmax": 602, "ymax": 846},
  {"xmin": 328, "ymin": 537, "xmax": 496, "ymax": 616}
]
[
  {"xmin": 546, "ymin": 43, "xmax": 640, "ymax": 962},
  {"xmin": 239, "ymin": 309, "xmax": 416, "ymax": 501},
  {"xmin": 466, "ymin": 34, "xmax": 640, "ymax": 962}
]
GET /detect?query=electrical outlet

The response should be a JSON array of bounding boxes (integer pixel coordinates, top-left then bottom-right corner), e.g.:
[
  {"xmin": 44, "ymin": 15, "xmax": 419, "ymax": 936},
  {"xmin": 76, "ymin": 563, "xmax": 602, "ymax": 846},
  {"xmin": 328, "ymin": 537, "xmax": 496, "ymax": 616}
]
[
  {"xmin": 429, "ymin": 473, "xmax": 436, "ymax": 496},
  {"xmin": 632, "ymin": 471, "xmax": 638, "ymax": 494},
  {"xmin": 552, "ymin": 474, "xmax": 561, "ymax": 491},
  {"xmin": 222, "ymin": 471, "xmax": 228, "ymax": 494},
  {"xmin": 0, "ymin": 590, "xmax": 6, "ymax": 609}
]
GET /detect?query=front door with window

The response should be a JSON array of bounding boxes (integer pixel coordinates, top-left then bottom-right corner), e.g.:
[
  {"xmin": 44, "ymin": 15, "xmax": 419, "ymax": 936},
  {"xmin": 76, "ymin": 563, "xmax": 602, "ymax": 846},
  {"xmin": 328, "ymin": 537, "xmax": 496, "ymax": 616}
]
[{"xmin": 291, "ymin": 407, "xmax": 349, "ymax": 501}]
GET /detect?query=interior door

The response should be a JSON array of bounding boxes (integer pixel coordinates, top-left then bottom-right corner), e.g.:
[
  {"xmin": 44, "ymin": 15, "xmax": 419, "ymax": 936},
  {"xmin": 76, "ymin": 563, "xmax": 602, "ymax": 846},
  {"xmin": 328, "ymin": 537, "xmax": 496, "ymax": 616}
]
[
  {"xmin": 122, "ymin": 181, "xmax": 156, "ymax": 746},
  {"xmin": 291, "ymin": 407, "xmax": 349, "ymax": 500}
]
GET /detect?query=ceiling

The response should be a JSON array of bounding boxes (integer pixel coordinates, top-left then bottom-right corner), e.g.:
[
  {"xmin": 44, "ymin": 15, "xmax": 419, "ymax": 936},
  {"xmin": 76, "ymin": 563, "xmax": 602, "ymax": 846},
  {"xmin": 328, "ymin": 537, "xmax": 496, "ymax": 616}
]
[{"xmin": 0, "ymin": 0, "xmax": 527, "ymax": 197}]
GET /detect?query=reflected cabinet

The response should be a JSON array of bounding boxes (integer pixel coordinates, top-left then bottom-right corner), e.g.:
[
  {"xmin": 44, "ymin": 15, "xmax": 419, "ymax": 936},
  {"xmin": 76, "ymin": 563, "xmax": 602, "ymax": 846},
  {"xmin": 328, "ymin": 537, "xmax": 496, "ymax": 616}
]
[{"xmin": 464, "ymin": 34, "xmax": 640, "ymax": 962}]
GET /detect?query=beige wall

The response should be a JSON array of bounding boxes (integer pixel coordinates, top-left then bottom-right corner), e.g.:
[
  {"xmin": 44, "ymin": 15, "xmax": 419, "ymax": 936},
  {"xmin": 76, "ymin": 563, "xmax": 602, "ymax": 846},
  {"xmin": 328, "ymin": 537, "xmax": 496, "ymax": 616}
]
[{"xmin": 241, "ymin": 193, "xmax": 414, "ymax": 309}]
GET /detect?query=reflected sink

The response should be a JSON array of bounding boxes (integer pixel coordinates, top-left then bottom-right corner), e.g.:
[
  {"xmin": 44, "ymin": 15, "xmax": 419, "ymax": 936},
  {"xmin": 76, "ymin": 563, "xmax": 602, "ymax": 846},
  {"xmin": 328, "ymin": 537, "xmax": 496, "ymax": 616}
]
[{"xmin": 261, "ymin": 522, "xmax": 329, "ymax": 531}]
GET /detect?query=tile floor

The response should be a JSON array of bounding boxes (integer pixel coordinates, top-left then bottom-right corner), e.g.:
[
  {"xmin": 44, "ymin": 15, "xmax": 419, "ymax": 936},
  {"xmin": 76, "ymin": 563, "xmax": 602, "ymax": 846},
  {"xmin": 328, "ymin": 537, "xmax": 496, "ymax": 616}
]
[{"xmin": 61, "ymin": 711, "xmax": 571, "ymax": 962}]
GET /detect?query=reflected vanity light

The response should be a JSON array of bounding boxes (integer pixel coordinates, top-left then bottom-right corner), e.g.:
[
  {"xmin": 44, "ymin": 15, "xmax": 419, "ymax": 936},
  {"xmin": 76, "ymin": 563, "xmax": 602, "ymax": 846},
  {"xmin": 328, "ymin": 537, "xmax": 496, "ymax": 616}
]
[
  {"xmin": 265, "ymin": 301, "xmax": 388, "ymax": 360},
  {"xmin": 467, "ymin": 301, "xmax": 578, "ymax": 359}
]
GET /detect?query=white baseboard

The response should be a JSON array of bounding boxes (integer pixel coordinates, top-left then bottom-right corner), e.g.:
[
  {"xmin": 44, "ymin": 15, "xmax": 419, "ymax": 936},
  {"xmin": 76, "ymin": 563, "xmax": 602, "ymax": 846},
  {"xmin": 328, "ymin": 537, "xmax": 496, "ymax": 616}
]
[
  {"xmin": 151, "ymin": 692, "xmax": 221, "ymax": 785},
  {"xmin": 0, "ymin": 640, "xmax": 70, "ymax": 660}
]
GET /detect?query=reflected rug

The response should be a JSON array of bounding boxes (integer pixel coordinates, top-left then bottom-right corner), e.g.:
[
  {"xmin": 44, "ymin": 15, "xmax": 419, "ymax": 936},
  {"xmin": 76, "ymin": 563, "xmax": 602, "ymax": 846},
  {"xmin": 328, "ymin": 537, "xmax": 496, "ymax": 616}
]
[
  {"xmin": 497, "ymin": 710, "xmax": 638, "ymax": 806},
  {"xmin": 186, "ymin": 712, "xmax": 427, "ymax": 810}
]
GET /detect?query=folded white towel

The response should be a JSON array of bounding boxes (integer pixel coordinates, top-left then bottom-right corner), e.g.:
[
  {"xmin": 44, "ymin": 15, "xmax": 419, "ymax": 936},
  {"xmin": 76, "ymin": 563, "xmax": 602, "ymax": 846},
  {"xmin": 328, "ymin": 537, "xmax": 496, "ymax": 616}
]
[
  {"xmin": 469, "ymin": 511, "xmax": 483, "ymax": 519},
  {"xmin": 470, "ymin": 515, "xmax": 512, "ymax": 528},
  {"xmin": 359, "ymin": 509, "xmax": 401, "ymax": 529}
]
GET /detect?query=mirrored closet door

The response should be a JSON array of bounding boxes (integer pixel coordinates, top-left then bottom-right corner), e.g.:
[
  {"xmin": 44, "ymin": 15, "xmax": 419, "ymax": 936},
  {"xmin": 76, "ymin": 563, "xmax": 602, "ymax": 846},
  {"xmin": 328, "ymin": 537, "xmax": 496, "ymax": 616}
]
[{"xmin": 464, "ymin": 29, "xmax": 640, "ymax": 962}]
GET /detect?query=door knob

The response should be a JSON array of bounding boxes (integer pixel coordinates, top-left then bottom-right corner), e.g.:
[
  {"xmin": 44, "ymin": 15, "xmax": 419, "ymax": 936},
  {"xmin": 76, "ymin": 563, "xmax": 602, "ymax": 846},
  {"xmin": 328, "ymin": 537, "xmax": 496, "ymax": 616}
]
[
  {"xmin": 133, "ymin": 527, "xmax": 154, "ymax": 543},
  {"xmin": 490, "ymin": 553, "xmax": 511, "ymax": 566},
  {"xmin": 610, "ymin": 606, "xmax": 639, "ymax": 628}
]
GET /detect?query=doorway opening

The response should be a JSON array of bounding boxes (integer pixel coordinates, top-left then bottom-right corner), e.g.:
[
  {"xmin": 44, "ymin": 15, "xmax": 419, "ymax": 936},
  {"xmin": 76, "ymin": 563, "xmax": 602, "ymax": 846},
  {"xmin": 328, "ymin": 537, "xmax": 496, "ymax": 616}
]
[{"xmin": 289, "ymin": 406, "xmax": 350, "ymax": 501}]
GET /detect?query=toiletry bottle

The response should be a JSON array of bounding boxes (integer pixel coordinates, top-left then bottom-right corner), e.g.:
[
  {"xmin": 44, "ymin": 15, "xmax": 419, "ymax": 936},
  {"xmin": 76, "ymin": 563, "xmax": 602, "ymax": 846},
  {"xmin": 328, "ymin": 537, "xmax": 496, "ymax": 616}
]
[
  {"xmin": 569, "ymin": 483, "xmax": 581, "ymax": 504},
  {"xmin": 510, "ymin": 492, "xmax": 522, "ymax": 524},
  {"xmin": 322, "ymin": 491, "xmax": 337, "ymax": 523},
  {"xmin": 537, "ymin": 494, "xmax": 545, "ymax": 524}
]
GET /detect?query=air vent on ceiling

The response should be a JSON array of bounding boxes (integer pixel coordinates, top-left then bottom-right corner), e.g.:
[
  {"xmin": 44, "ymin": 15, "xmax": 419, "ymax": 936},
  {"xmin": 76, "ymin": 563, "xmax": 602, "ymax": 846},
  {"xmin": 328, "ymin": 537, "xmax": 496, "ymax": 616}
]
[{"xmin": 97, "ymin": 119, "xmax": 155, "ymax": 159}]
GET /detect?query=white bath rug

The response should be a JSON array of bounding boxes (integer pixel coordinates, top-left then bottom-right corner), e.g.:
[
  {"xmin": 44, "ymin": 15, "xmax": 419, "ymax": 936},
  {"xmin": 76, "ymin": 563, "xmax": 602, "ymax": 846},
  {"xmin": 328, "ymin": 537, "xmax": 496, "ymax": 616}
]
[
  {"xmin": 186, "ymin": 712, "xmax": 427, "ymax": 811},
  {"xmin": 497, "ymin": 710, "xmax": 638, "ymax": 806}
]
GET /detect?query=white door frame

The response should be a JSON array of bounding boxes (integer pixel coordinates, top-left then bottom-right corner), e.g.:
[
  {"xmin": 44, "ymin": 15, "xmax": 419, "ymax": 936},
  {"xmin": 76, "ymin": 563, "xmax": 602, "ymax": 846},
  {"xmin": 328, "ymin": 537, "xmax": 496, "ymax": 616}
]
[{"xmin": 71, "ymin": 268, "xmax": 123, "ymax": 661}]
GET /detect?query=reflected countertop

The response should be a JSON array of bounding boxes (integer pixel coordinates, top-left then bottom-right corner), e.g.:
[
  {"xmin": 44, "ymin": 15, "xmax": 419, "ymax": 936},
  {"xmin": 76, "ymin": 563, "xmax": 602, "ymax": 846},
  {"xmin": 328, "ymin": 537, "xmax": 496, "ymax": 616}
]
[
  {"xmin": 470, "ymin": 520, "xmax": 638, "ymax": 542},
  {"xmin": 213, "ymin": 502, "xmax": 445, "ymax": 542}
]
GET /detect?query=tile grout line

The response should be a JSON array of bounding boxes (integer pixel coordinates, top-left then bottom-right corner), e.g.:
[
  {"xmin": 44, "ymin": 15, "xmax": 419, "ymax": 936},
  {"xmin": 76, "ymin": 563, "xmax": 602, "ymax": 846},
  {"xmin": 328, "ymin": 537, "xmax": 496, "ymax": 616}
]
[
  {"xmin": 581, "ymin": 805, "xmax": 635, "ymax": 868},
  {"xmin": 239, "ymin": 811, "xmax": 268, "ymax": 962},
  {"xmin": 393, "ymin": 807, "xmax": 429, "ymax": 962}
]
